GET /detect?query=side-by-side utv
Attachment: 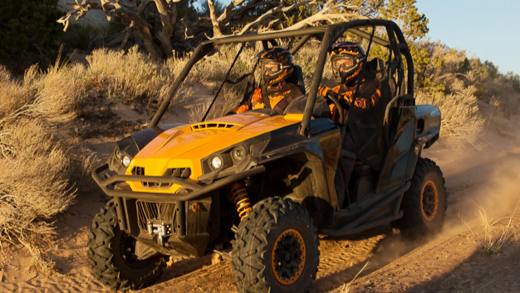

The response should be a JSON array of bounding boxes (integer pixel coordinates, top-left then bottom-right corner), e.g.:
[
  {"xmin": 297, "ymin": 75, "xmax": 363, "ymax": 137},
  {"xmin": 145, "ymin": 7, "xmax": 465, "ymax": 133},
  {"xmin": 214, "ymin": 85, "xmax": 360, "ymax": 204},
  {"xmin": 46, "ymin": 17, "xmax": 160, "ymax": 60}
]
[{"xmin": 90, "ymin": 19, "xmax": 445, "ymax": 292}]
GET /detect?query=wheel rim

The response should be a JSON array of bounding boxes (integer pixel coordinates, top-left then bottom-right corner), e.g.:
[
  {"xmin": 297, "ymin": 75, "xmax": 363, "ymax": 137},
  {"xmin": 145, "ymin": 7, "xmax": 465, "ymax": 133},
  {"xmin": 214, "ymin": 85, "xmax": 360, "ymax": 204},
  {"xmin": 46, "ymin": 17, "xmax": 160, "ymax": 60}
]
[
  {"xmin": 420, "ymin": 180, "xmax": 439, "ymax": 222},
  {"xmin": 271, "ymin": 228, "xmax": 307, "ymax": 286}
]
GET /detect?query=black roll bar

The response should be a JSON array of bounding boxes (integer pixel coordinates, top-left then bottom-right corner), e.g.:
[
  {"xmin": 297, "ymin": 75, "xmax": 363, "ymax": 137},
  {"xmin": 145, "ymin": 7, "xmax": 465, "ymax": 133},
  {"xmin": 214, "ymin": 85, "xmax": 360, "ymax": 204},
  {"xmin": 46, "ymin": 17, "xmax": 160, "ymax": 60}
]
[
  {"xmin": 299, "ymin": 27, "xmax": 333, "ymax": 136},
  {"xmin": 150, "ymin": 44, "xmax": 212, "ymax": 128},
  {"xmin": 149, "ymin": 19, "xmax": 415, "ymax": 133}
]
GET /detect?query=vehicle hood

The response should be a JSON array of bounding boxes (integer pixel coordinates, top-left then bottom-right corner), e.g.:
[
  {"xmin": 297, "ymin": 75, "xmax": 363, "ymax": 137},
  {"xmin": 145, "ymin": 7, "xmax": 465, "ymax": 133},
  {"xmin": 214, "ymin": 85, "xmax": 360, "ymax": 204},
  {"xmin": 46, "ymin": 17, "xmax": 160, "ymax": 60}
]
[{"xmin": 128, "ymin": 112, "xmax": 303, "ymax": 179}]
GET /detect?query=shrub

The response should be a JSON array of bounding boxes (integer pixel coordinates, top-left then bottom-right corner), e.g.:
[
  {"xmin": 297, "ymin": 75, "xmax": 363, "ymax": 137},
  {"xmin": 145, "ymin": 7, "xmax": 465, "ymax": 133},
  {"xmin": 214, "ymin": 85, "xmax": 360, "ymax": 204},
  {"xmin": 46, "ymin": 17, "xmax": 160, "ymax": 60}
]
[
  {"xmin": 0, "ymin": 48, "xmax": 173, "ymax": 268},
  {"xmin": 0, "ymin": 116, "xmax": 75, "ymax": 269},
  {"xmin": 87, "ymin": 47, "xmax": 173, "ymax": 106},
  {"xmin": 32, "ymin": 63, "xmax": 92, "ymax": 123},
  {"xmin": 417, "ymin": 80, "xmax": 485, "ymax": 138},
  {"xmin": 0, "ymin": 65, "xmax": 38, "ymax": 118}
]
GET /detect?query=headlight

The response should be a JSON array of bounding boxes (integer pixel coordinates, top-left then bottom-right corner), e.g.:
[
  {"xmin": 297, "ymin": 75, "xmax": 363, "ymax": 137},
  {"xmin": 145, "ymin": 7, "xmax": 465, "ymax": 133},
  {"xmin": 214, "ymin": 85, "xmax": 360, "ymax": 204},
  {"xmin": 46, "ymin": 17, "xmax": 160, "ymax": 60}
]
[
  {"xmin": 122, "ymin": 155, "xmax": 132, "ymax": 167},
  {"xmin": 231, "ymin": 146, "xmax": 246, "ymax": 162},
  {"xmin": 210, "ymin": 155, "xmax": 223, "ymax": 170}
]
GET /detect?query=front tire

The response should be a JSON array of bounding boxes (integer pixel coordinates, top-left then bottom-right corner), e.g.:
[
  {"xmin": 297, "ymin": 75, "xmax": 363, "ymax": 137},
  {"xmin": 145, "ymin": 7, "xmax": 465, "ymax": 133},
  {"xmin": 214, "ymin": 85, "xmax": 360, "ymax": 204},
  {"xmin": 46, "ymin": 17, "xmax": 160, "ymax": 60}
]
[
  {"xmin": 232, "ymin": 198, "xmax": 319, "ymax": 293},
  {"xmin": 88, "ymin": 200, "xmax": 167, "ymax": 291},
  {"xmin": 396, "ymin": 158, "xmax": 447, "ymax": 238}
]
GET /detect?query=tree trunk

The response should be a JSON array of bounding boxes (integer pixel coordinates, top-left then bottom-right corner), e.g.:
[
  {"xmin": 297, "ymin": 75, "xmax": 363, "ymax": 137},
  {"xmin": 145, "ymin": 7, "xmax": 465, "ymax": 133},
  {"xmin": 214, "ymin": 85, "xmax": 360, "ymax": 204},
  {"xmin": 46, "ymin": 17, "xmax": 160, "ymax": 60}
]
[
  {"xmin": 207, "ymin": 0, "xmax": 223, "ymax": 37},
  {"xmin": 153, "ymin": 0, "xmax": 176, "ymax": 57}
]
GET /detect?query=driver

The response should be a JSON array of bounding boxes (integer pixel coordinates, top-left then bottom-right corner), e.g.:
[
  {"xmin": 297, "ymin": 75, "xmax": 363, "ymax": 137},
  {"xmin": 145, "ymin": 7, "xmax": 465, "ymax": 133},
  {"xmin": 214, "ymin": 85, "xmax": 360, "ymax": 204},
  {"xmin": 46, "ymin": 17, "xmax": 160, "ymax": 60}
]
[
  {"xmin": 320, "ymin": 42, "xmax": 383, "ymax": 121},
  {"xmin": 320, "ymin": 42, "xmax": 387, "ymax": 207},
  {"xmin": 234, "ymin": 47, "xmax": 304, "ymax": 114}
]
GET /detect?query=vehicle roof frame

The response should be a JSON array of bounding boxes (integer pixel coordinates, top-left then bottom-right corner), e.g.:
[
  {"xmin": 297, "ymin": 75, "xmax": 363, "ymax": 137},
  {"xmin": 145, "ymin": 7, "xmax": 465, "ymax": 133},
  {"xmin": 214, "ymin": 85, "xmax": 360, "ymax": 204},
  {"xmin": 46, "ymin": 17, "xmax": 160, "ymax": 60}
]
[{"xmin": 150, "ymin": 19, "xmax": 414, "ymax": 137}]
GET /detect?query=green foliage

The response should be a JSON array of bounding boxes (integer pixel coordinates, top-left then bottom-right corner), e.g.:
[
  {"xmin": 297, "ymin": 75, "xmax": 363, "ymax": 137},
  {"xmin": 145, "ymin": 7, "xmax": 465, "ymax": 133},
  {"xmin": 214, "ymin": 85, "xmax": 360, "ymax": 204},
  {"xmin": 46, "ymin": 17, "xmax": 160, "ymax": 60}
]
[
  {"xmin": 508, "ymin": 73, "xmax": 520, "ymax": 92},
  {"xmin": 482, "ymin": 61, "xmax": 499, "ymax": 79},
  {"xmin": 410, "ymin": 43, "xmax": 442, "ymax": 90},
  {"xmin": 458, "ymin": 58, "xmax": 471, "ymax": 74},
  {"xmin": 0, "ymin": 0, "xmax": 63, "ymax": 73},
  {"xmin": 379, "ymin": 0, "xmax": 429, "ymax": 41}
]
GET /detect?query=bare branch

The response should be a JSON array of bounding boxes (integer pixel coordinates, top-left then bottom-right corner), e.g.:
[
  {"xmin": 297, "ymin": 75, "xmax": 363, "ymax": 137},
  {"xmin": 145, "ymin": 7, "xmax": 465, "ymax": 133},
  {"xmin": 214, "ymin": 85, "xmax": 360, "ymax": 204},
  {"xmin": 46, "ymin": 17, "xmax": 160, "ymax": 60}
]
[
  {"xmin": 211, "ymin": 0, "xmax": 356, "ymax": 39},
  {"xmin": 184, "ymin": 27, "xmax": 194, "ymax": 40},
  {"xmin": 57, "ymin": 0, "xmax": 101, "ymax": 31},
  {"xmin": 216, "ymin": 0, "xmax": 247, "ymax": 23},
  {"xmin": 279, "ymin": 0, "xmax": 364, "ymax": 32},
  {"xmin": 207, "ymin": 0, "xmax": 223, "ymax": 37},
  {"xmin": 237, "ymin": 1, "xmax": 313, "ymax": 35},
  {"xmin": 153, "ymin": 0, "xmax": 177, "ymax": 55},
  {"xmin": 57, "ymin": 0, "xmax": 367, "ymax": 59}
]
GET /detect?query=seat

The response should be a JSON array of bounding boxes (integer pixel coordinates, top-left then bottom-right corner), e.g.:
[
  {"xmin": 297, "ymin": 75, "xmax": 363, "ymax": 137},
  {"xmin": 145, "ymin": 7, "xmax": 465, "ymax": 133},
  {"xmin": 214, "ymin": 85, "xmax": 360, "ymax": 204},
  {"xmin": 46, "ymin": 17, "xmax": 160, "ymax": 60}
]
[
  {"xmin": 345, "ymin": 59, "xmax": 391, "ymax": 173},
  {"xmin": 366, "ymin": 58, "xmax": 396, "ymax": 99}
]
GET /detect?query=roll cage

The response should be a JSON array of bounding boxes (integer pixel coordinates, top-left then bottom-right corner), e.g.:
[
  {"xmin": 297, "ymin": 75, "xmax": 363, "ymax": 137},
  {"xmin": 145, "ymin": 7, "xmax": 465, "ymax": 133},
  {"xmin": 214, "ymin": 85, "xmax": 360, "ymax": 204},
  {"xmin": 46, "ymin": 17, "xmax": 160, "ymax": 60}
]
[{"xmin": 150, "ymin": 19, "xmax": 414, "ymax": 136}]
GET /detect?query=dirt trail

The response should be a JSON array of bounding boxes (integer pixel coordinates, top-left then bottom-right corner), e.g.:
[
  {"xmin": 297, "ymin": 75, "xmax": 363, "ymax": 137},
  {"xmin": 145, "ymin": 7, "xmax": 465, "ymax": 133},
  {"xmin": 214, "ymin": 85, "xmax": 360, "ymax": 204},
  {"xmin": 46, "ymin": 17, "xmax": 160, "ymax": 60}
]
[{"xmin": 1, "ymin": 128, "xmax": 519, "ymax": 292}]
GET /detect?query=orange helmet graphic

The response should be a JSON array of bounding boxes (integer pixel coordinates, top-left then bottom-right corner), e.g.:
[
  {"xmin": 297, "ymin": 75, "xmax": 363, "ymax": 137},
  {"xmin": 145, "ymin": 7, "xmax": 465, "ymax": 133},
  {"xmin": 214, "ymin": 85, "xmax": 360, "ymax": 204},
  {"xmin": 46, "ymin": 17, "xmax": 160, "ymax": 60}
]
[
  {"xmin": 330, "ymin": 42, "xmax": 366, "ymax": 83},
  {"xmin": 258, "ymin": 47, "xmax": 294, "ymax": 86}
]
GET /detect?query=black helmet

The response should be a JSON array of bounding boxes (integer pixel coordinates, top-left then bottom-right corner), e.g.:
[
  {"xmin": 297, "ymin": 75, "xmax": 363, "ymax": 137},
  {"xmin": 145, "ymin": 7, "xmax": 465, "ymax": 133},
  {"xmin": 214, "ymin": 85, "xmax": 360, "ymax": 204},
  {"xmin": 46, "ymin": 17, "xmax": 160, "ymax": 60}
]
[
  {"xmin": 330, "ymin": 42, "xmax": 366, "ymax": 83},
  {"xmin": 257, "ymin": 47, "xmax": 294, "ymax": 86}
]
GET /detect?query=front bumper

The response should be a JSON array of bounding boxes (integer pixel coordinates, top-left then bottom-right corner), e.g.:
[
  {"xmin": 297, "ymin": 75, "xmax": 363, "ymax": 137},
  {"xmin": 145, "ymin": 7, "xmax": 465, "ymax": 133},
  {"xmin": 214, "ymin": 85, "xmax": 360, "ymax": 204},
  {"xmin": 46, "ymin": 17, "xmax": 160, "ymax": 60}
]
[
  {"xmin": 92, "ymin": 163, "xmax": 265, "ymax": 202},
  {"xmin": 91, "ymin": 163, "xmax": 265, "ymax": 256}
]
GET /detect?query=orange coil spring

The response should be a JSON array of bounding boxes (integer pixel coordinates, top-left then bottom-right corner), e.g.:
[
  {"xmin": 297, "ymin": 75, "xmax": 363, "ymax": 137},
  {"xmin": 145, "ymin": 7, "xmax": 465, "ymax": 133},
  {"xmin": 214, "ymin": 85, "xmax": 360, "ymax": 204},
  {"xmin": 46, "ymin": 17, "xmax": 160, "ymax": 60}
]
[{"xmin": 230, "ymin": 183, "xmax": 252, "ymax": 221}]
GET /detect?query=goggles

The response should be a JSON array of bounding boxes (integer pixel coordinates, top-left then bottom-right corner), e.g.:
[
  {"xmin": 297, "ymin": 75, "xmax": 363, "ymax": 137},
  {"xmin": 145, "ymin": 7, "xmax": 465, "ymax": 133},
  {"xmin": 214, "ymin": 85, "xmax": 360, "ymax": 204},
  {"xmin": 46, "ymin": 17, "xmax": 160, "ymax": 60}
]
[
  {"xmin": 260, "ymin": 60, "xmax": 290, "ymax": 78},
  {"xmin": 331, "ymin": 55, "xmax": 359, "ymax": 74}
]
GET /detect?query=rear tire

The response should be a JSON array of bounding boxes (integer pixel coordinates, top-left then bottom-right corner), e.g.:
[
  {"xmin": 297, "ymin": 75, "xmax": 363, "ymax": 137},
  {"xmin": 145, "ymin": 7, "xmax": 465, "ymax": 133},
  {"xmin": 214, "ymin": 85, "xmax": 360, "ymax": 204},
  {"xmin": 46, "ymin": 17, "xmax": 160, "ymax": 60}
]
[
  {"xmin": 88, "ymin": 200, "xmax": 167, "ymax": 291},
  {"xmin": 396, "ymin": 158, "xmax": 447, "ymax": 238},
  {"xmin": 232, "ymin": 198, "xmax": 319, "ymax": 293}
]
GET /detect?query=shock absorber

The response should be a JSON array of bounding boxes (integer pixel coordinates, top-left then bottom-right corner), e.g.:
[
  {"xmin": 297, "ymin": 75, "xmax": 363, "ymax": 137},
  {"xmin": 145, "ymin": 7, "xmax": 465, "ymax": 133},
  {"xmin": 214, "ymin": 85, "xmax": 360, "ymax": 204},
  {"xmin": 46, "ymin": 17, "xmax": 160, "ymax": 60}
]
[{"xmin": 230, "ymin": 182, "xmax": 252, "ymax": 221}]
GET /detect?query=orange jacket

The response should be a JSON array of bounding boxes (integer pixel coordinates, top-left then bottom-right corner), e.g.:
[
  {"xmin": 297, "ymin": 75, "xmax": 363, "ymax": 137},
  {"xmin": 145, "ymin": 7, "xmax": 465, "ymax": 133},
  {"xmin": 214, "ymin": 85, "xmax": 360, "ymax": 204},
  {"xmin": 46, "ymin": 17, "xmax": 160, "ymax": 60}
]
[
  {"xmin": 319, "ymin": 82, "xmax": 382, "ymax": 122},
  {"xmin": 234, "ymin": 83, "xmax": 303, "ymax": 114}
]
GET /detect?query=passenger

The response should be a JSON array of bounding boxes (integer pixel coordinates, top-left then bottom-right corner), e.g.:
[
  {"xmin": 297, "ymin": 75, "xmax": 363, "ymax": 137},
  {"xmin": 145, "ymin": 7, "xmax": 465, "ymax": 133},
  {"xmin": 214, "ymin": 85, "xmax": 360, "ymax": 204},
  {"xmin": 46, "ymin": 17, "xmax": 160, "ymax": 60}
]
[
  {"xmin": 320, "ymin": 42, "xmax": 389, "ymax": 207},
  {"xmin": 234, "ymin": 47, "xmax": 304, "ymax": 114}
]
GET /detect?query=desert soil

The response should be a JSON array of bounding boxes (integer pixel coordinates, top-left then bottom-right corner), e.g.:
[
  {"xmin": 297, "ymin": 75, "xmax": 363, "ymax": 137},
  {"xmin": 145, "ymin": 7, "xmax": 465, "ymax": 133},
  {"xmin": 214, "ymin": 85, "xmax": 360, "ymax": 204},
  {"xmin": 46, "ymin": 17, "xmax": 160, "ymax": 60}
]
[{"xmin": 1, "ymin": 118, "xmax": 519, "ymax": 293}]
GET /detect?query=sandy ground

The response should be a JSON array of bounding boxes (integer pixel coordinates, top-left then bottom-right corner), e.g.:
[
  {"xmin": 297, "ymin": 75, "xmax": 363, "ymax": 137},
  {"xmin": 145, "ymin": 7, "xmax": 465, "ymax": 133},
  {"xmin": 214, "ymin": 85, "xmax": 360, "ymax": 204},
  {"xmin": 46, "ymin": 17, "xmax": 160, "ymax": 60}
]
[{"xmin": 1, "ymin": 117, "xmax": 519, "ymax": 292}]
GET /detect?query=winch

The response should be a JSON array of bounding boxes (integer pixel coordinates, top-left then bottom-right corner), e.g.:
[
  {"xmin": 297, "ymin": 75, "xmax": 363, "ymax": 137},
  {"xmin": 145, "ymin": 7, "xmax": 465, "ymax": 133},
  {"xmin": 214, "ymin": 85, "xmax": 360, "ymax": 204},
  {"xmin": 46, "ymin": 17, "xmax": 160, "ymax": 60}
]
[{"xmin": 147, "ymin": 221, "xmax": 172, "ymax": 245}]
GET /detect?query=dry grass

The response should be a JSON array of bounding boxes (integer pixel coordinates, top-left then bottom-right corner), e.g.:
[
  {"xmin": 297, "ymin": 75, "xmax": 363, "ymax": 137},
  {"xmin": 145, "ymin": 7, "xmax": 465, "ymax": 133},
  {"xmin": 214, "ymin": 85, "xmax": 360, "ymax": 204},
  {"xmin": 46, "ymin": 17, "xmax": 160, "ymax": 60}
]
[
  {"xmin": 337, "ymin": 261, "xmax": 370, "ymax": 293},
  {"xmin": 0, "ymin": 47, "xmax": 173, "ymax": 270},
  {"xmin": 0, "ymin": 115, "xmax": 75, "ymax": 270},
  {"xmin": 88, "ymin": 47, "xmax": 173, "ymax": 105},
  {"xmin": 0, "ymin": 65, "xmax": 38, "ymax": 117},
  {"xmin": 465, "ymin": 202, "xmax": 520, "ymax": 255},
  {"xmin": 417, "ymin": 42, "xmax": 520, "ymax": 139},
  {"xmin": 416, "ymin": 80, "xmax": 485, "ymax": 138},
  {"xmin": 32, "ymin": 64, "xmax": 91, "ymax": 123}
]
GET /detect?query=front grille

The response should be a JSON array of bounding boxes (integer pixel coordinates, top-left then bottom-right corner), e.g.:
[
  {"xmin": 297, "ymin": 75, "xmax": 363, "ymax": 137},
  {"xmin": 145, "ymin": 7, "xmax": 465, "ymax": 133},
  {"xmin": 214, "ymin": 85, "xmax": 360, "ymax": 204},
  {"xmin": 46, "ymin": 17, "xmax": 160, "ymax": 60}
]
[
  {"xmin": 132, "ymin": 166, "xmax": 191, "ymax": 188},
  {"xmin": 136, "ymin": 200, "xmax": 178, "ymax": 232},
  {"xmin": 165, "ymin": 168, "xmax": 191, "ymax": 179},
  {"xmin": 132, "ymin": 166, "xmax": 145, "ymax": 176},
  {"xmin": 142, "ymin": 181, "xmax": 171, "ymax": 188}
]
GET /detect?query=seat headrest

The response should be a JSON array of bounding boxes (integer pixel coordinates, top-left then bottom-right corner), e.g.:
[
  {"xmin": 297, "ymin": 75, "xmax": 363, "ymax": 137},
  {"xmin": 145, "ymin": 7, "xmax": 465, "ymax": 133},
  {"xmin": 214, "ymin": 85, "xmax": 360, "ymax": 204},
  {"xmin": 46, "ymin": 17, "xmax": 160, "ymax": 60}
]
[{"xmin": 366, "ymin": 58, "xmax": 385, "ymax": 73}]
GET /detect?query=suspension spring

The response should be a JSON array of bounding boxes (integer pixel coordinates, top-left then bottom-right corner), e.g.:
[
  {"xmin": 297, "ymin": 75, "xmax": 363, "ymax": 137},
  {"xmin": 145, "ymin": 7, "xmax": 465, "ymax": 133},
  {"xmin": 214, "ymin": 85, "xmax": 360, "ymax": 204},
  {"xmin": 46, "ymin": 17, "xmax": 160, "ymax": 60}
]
[{"xmin": 230, "ymin": 182, "xmax": 252, "ymax": 221}]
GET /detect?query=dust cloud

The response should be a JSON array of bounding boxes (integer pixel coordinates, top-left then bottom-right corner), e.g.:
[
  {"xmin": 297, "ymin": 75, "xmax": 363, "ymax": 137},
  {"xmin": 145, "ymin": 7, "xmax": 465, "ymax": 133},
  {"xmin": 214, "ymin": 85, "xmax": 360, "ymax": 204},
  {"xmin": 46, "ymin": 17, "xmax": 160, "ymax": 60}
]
[{"xmin": 365, "ymin": 119, "xmax": 520, "ymax": 273}]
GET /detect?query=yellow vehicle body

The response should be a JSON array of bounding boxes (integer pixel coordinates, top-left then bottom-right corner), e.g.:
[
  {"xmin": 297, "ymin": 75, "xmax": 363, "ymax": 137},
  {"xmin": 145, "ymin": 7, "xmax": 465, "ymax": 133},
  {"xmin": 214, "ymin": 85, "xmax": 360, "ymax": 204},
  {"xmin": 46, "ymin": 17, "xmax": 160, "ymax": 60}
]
[{"xmin": 125, "ymin": 112, "xmax": 304, "ymax": 193}]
